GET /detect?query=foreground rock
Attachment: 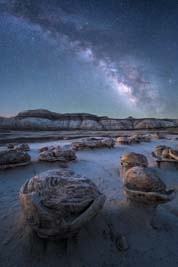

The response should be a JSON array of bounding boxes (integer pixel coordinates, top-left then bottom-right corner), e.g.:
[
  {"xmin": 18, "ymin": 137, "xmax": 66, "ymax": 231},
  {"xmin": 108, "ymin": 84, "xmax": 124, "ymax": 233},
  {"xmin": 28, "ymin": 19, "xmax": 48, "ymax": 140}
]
[
  {"xmin": 124, "ymin": 167, "xmax": 174, "ymax": 203},
  {"xmin": 72, "ymin": 137, "xmax": 115, "ymax": 150},
  {"xmin": 0, "ymin": 150, "xmax": 31, "ymax": 169},
  {"xmin": 123, "ymin": 166, "xmax": 175, "ymax": 228},
  {"xmin": 0, "ymin": 109, "xmax": 177, "ymax": 130},
  {"xmin": 19, "ymin": 169, "xmax": 105, "ymax": 240},
  {"xmin": 39, "ymin": 145, "xmax": 76, "ymax": 162}
]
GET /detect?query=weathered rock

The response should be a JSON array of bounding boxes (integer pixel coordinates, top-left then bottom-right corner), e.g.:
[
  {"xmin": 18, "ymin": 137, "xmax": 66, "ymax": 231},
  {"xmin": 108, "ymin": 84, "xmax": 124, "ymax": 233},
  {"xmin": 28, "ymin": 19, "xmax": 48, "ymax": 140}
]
[
  {"xmin": 7, "ymin": 143, "xmax": 16, "ymax": 149},
  {"xmin": 128, "ymin": 135, "xmax": 141, "ymax": 144},
  {"xmin": 152, "ymin": 145, "xmax": 178, "ymax": 160},
  {"xmin": 72, "ymin": 137, "xmax": 115, "ymax": 150},
  {"xmin": 120, "ymin": 152, "xmax": 148, "ymax": 177},
  {"xmin": 134, "ymin": 119, "xmax": 176, "ymax": 129},
  {"xmin": 0, "ymin": 150, "xmax": 31, "ymax": 169},
  {"xmin": 117, "ymin": 134, "xmax": 150, "ymax": 145},
  {"xmin": 132, "ymin": 134, "xmax": 151, "ymax": 142},
  {"xmin": 169, "ymin": 149, "xmax": 178, "ymax": 161},
  {"xmin": 123, "ymin": 166, "xmax": 175, "ymax": 205},
  {"xmin": 121, "ymin": 166, "xmax": 176, "ymax": 232},
  {"xmin": 17, "ymin": 143, "xmax": 30, "ymax": 151},
  {"xmin": 7, "ymin": 143, "xmax": 30, "ymax": 151},
  {"xmin": 152, "ymin": 145, "xmax": 178, "ymax": 169},
  {"xmin": 117, "ymin": 136, "xmax": 130, "ymax": 145},
  {"xmin": 39, "ymin": 146, "xmax": 48, "ymax": 153},
  {"xmin": 39, "ymin": 145, "xmax": 76, "ymax": 162},
  {"xmin": 19, "ymin": 169, "xmax": 105, "ymax": 239}
]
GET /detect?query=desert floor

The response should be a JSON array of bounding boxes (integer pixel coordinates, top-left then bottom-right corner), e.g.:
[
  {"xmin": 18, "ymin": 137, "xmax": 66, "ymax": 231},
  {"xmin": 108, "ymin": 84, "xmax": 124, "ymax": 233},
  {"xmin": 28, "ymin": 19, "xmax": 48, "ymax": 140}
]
[{"xmin": 0, "ymin": 134, "xmax": 178, "ymax": 267}]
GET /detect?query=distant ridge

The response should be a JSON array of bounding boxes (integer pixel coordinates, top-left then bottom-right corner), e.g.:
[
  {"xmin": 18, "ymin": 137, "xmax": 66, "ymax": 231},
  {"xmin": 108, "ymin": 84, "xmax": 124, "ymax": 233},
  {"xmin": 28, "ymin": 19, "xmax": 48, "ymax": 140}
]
[{"xmin": 0, "ymin": 109, "xmax": 177, "ymax": 131}]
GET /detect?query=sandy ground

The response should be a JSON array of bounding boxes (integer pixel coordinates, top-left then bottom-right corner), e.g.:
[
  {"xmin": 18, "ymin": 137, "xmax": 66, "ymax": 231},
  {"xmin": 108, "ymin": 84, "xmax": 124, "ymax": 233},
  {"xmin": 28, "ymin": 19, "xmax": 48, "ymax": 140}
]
[
  {"xmin": 0, "ymin": 136, "xmax": 178, "ymax": 267},
  {"xmin": 0, "ymin": 129, "xmax": 177, "ymax": 144}
]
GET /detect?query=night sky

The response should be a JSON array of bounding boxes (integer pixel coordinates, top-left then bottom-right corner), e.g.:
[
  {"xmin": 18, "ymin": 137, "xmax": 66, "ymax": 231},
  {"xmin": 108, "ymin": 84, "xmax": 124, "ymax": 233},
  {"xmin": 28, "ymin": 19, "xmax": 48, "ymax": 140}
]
[{"xmin": 0, "ymin": 0, "xmax": 178, "ymax": 118}]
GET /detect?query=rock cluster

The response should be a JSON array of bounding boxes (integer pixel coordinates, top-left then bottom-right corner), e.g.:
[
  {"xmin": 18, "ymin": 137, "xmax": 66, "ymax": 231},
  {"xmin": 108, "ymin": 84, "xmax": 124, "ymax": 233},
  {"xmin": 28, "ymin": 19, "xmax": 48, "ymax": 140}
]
[
  {"xmin": 39, "ymin": 145, "xmax": 76, "ymax": 162},
  {"xmin": 0, "ymin": 149, "xmax": 31, "ymax": 169},
  {"xmin": 72, "ymin": 137, "xmax": 115, "ymax": 150},
  {"xmin": 19, "ymin": 169, "xmax": 105, "ymax": 239}
]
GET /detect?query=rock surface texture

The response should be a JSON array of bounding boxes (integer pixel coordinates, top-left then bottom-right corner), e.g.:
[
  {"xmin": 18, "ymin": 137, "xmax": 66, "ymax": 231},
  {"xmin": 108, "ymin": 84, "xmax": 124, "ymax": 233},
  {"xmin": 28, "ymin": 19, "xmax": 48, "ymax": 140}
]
[
  {"xmin": 39, "ymin": 145, "xmax": 76, "ymax": 162},
  {"xmin": 0, "ymin": 150, "xmax": 31, "ymax": 169},
  {"xmin": 120, "ymin": 152, "xmax": 148, "ymax": 177},
  {"xmin": 121, "ymin": 165, "xmax": 176, "ymax": 233},
  {"xmin": 0, "ymin": 109, "xmax": 177, "ymax": 130},
  {"xmin": 7, "ymin": 143, "xmax": 30, "ymax": 151},
  {"xmin": 72, "ymin": 137, "xmax": 115, "ymax": 150},
  {"xmin": 124, "ymin": 166, "xmax": 175, "ymax": 204},
  {"xmin": 152, "ymin": 145, "xmax": 178, "ymax": 161},
  {"xmin": 152, "ymin": 145, "xmax": 178, "ymax": 169},
  {"xmin": 19, "ymin": 169, "xmax": 105, "ymax": 240}
]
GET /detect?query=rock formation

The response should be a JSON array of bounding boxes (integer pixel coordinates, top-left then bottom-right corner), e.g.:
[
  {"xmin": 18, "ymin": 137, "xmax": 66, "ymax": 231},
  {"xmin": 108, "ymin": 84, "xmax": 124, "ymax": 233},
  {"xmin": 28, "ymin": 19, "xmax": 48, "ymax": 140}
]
[
  {"xmin": 0, "ymin": 149, "xmax": 31, "ymax": 169},
  {"xmin": 120, "ymin": 152, "xmax": 148, "ymax": 177},
  {"xmin": 152, "ymin": 145, "xmax": 178, "ymax": 160},
  {"xmin": 152, "ymin": 145, "xmax": 178, "ymax": 169},
  {"xmin": 19, "ymin": 169, "xmax": 106, "ymax": 240},
  {"xmin": 123, "ymin": 166, "xmax": 175, "ymax": 227},
  {"xmin": 72, "ymin": 137, "xmax": 115, "ymax": 150},
  {"xmin": 7, "ymin": 143, "xmax": 30, "ymax": 151},
  {"xmin": 117, "ymin": 136, "xmax": 131, "ymax": 145},
  {"xmin": 39, "ymin": 145, "xmax": 76, "ymax": 162},
  {"xmin": 0, "ymin": 109, "xmax": 177, "ymax": 130},
  {"xmin": 117, "ymin": 134, "xmax": 152, "ymax": 145}
]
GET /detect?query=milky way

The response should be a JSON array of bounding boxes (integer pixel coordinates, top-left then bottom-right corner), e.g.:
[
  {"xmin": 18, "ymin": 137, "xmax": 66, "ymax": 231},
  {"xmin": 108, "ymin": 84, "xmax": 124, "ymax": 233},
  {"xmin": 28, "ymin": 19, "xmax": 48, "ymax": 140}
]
[{"xmin": 0, "ymin": 0, "xmax": 178, "ymax": 118}]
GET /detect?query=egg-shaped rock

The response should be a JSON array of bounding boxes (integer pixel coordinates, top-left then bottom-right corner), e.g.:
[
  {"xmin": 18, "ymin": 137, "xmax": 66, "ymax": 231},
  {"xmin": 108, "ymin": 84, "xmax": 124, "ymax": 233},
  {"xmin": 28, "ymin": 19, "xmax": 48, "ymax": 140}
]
[{"xmin": 19, "ymin": 169, "xmax": 105, "ymax": 240}]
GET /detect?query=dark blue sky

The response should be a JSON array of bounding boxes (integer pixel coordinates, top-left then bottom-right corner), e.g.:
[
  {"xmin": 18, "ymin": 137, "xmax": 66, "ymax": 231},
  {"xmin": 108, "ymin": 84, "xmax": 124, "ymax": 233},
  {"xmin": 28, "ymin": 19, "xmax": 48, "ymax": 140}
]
[{"xmin": 0, "ymin": 0, "xmax": 178, "ymax": 118}]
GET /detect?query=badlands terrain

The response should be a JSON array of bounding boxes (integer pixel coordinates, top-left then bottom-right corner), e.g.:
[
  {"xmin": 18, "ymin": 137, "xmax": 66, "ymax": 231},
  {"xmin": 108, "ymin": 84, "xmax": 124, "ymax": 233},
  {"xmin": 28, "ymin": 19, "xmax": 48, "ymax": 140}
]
[{"xmin": 0, "ymin": 110, "xmax": 178, "ymax": 267}]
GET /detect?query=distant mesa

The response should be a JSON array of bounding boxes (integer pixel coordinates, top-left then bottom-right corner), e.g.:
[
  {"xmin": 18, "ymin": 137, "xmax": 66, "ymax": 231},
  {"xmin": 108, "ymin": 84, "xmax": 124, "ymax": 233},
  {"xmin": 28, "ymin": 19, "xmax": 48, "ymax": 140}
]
[
  {"xmin": 0, "ymin": 109, "xmax": 177, "ymax": 131},
  {"xmin": 16, "ymin": 109, "xmax": 103, "ymax": 120}
]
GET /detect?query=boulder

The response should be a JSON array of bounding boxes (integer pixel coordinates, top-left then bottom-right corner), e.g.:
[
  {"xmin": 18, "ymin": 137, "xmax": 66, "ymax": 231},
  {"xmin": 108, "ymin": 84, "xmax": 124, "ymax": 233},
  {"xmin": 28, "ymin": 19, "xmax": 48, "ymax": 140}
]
[
  {"xmin": 120, "ymin": 152, "xmax": 148, "ymax": 177},
  {"xmin": 117, "ymin": 136, "xmax": 130, "ymax": 145},
  {"xmin": 72, "ymin": 137, "xmax": 115, "ymax": 150},
  {"xmin": 39, "ymin": 145, "xmax": 76, "ymax": 162},
  {"xmin": 124, "ymin": 166, "xmax": 175, "ymax": 205},
  {"xmin": 122, "ymin": 166, "xmax": 175, "ymax": 231},
  {"xmin": 152, "ymin": 145, "xmax": 178, "ymax": 160},
  {"xmin": 0, "ymin": 150, "xmax": 31, "ymax": 169},
  {"xmin": 19, "ymin": 169, "xmax": 105, "ymax": 239},
  {"xmin": 152, "ymin": 145, "xmax": 178, "ymax": 169}
]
